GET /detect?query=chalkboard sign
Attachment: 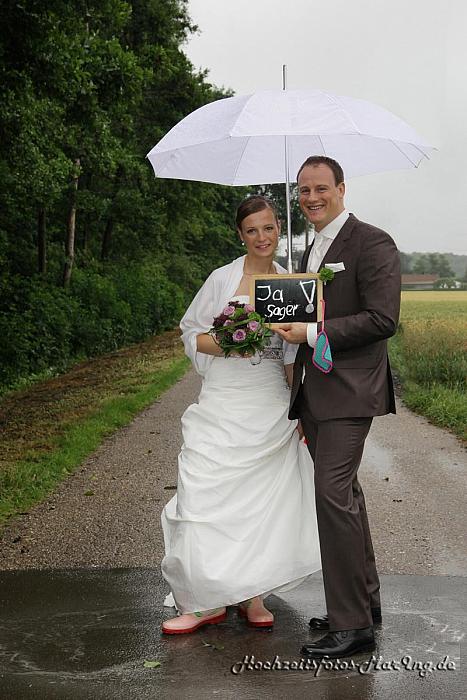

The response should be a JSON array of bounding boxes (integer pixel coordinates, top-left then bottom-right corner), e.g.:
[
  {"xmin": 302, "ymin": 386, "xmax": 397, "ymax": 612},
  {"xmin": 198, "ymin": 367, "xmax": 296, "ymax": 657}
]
[{"xmin": 250, "ymin": 274, "xmax": 323, "ymax": 326}]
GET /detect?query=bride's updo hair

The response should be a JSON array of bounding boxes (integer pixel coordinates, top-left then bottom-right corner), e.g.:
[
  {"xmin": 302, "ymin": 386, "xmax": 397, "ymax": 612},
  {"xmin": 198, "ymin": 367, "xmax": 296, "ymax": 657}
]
[{"xmin": 235, "ymin": 195, "xmax": 279, "ymax": 231}]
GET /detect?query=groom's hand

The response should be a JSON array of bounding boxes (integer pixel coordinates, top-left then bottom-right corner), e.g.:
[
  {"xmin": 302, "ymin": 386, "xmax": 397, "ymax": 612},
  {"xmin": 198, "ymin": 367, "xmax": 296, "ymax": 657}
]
[{"xmin": 275, "ymin": 322, "xmax": 308, "ymax": 344}]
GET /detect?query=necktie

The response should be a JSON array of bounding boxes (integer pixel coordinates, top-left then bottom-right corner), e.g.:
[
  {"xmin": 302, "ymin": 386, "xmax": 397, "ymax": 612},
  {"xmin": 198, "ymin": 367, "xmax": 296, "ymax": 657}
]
[{"xmin": 308, "ymin": 234, "xmax": 326, "ymax": 273}]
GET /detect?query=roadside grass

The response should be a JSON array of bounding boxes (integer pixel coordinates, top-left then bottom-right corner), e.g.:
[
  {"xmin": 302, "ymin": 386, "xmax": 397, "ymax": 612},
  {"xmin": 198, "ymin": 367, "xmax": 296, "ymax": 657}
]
[
  {"xmin": 0, "ymin": 331, "xmax": 190, "ymax": 528},
  {"xmin": 389, "ymin": 291, "xmax": 467, "ymax": 442}
]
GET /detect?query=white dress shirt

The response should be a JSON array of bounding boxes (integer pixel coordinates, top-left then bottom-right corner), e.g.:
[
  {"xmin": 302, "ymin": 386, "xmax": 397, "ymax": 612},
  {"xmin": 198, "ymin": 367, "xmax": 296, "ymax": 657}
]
[{"xmin": 306, "ymin": 209, "xmax": 349, "ymax": 347}]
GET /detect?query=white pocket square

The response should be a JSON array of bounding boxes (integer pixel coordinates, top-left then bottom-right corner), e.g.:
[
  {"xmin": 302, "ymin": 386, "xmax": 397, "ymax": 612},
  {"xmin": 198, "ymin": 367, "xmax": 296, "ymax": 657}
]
[{"xmin": 325, "ymin": 262, "xmax": 345, "ymax": 272}]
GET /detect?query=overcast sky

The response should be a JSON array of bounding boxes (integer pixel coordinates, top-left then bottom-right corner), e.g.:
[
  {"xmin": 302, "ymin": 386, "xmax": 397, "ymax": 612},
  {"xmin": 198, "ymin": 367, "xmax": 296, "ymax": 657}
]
[{"xmin": 184, "ymin": 0, "xmax": 466, "ymax": 254}]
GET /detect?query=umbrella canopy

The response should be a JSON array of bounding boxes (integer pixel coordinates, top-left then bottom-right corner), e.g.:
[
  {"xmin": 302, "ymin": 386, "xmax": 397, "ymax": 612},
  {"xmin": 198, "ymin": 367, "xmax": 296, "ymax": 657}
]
[{"xmin": 147, "ymin": 89, "xmax": 435, "ymax": 185}]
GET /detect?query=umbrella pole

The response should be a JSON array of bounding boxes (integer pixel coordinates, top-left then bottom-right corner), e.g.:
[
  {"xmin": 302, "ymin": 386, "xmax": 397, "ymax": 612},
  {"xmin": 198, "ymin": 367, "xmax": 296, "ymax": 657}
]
[
  {"xmin": 283, "ymin": 65, "xmax": 293, "ymax": 273},
  {"xmin": 284, "ymin": 142, "xmax": 293, "ymax": 272}
]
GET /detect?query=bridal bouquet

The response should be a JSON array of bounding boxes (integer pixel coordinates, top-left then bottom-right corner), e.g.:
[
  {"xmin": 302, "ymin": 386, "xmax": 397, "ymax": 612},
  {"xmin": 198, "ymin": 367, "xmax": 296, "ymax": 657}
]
[{"xmin": 209, "ymin": 301, "xmax": 273, "ymax": 360}]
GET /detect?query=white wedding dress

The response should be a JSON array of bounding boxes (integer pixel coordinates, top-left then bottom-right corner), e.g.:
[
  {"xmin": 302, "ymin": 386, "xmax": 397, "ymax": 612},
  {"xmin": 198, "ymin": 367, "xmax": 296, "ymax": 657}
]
[{"xmin": 161, "ymin": 296, "xmax": 321, "ymax": 614}]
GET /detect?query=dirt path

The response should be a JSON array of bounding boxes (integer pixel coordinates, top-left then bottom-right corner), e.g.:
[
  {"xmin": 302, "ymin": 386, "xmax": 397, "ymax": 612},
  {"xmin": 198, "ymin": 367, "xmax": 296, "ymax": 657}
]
[{"xmin": 0, "ymin": 369, "xmax": 466, "ymax": 576}]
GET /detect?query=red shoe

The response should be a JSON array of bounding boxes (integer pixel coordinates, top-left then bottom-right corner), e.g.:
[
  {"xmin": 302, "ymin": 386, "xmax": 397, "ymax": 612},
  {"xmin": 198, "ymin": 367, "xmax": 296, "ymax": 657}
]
[
  {"xmin": 162, "ymin": 608, "xmax": 227, "ymax": 635},
  {"xmin": 238, "ymin": 600, "xmax": 274, "ymax": 628}
]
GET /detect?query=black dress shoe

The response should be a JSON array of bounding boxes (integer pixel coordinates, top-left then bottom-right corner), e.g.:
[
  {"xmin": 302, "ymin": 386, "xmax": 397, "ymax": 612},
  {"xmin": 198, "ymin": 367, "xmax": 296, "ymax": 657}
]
[
  {"xmin": 301, "ymin": 627, "xmax": 375, "ymax": 658},
  {"xmin": 309, "ymin": 607, "xmax": 382, "ymax": 630}
]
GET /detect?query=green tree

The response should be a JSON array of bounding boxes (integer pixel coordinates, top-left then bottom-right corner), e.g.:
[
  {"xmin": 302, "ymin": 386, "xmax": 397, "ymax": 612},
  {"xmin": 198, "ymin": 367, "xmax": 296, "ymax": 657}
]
[
  {"xmin": 413, "ymin": 253, "xmax": 454, "ymax": 276},
  {"xmin": 254, "ymin": 183, "xmax": 306, "ymax": 238},
  {"xmin": 0, "ymin": 0, "xmax": 250, "ymax": 389},
  {"xmin": 432, "ymin": 253, "xmax": 454, "ymax": 278},
  {"xmin": 412, "ymin": 254, "xmax": 429, "ymax": 274}
]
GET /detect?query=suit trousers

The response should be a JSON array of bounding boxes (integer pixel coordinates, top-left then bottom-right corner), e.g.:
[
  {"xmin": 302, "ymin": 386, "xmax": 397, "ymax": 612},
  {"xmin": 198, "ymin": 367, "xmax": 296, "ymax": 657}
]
[{"xmin": 297, "ymin": 388, "xmax": 381, "ymax": 631}]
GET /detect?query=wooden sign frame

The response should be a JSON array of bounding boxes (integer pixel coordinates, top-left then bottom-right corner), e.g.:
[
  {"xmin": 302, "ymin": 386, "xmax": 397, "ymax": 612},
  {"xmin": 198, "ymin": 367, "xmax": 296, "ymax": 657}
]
[{"xmin": 249, "ymin": 273, "xmax": 323, "ymax": 328}]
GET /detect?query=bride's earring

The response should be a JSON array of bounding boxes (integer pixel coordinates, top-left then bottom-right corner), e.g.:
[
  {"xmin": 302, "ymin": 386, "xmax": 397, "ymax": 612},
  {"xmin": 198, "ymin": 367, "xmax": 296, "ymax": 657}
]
[{"xmin": 241, "ymin": 240, "xmax": 245, "ymax": 246}]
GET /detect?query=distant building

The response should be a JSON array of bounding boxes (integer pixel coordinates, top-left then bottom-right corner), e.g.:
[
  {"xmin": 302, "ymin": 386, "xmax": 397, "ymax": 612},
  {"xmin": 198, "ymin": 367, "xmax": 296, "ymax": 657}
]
[{"xmin": 401, "ymin": 274, "xmax": 439, "ymax": 290}]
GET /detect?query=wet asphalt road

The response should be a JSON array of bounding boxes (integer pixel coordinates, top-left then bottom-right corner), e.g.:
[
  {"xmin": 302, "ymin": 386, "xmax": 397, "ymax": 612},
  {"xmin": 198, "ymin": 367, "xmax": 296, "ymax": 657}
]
[
  {"xmin": 0, "ymin": 368, "xmax": 466, "ymax": 699},
  {"xmin": 0, "ymin": 569, "xmax": 465, "ymax": 700}
]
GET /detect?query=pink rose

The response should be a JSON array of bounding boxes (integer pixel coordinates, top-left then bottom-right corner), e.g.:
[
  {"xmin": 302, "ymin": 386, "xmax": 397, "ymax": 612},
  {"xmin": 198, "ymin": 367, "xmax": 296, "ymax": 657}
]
[
  {"xmin": 244, "ymin": 304, "xmax": 255, "ymax": 313},
  {"xmin": 232, "ymin": 329, "xmax": 247, "ymax": 342},
  {"xmin": 247, "ymin": 320, "xmax": 259, "ymax": 331},
  {"xmin": 223, "ymin": 305, "xmax": 236, "ymax": 317},
  {"xmin": 223, "ymin": 319, "xmax": 234, "ymax": 326}
]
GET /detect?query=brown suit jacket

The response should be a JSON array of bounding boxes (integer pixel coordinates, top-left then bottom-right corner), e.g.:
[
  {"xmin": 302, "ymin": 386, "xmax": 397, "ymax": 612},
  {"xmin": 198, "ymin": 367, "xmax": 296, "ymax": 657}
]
[{"xmin": 289, "ymin": 214, "xmax": 401, "ymax": 421}]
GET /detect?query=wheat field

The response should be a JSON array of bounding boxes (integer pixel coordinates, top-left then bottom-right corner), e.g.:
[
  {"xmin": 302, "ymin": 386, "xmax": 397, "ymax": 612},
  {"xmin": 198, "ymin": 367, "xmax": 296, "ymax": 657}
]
[{"xmin": 390, "ymin": 291, "xmax": 466, "ymax": 441}]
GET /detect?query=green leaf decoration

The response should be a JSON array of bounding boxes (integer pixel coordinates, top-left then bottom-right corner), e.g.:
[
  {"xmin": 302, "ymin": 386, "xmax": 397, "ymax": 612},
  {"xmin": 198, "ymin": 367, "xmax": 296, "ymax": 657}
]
[
  {"xmin": 319, "ymin": 267, "xmax": 335, "ymax": 283},
  {"xmin": 143, "ymin": 660, "xmax": 161, "ymax": 669}
]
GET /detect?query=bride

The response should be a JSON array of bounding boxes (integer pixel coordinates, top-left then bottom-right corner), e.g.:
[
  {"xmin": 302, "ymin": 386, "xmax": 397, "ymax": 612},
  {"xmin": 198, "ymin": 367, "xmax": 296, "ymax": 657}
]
[{"xmin": 161, "ymin": 195, "xmax": 320, "ymax": 634}]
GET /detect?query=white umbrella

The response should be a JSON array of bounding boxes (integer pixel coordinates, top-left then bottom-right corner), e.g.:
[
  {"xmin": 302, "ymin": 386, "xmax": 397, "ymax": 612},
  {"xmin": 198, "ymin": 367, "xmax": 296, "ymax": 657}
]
[{"xmin": 147, "ymin": 86, "xmax": 435, "ymax": 269}]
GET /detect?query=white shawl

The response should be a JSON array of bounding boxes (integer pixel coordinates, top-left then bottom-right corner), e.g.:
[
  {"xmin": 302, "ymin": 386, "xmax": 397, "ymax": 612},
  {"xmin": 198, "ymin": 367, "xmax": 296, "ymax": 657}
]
[{"xmin": 180, "ymin": 254, "xmax": 297, "ymax": 375}]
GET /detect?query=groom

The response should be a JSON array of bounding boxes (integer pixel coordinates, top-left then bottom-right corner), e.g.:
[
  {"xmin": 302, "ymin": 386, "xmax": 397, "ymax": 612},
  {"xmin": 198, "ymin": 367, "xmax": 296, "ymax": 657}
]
[{"xmin": 276, "ymin": 156, "xmax": 401, "ymax": 658}]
